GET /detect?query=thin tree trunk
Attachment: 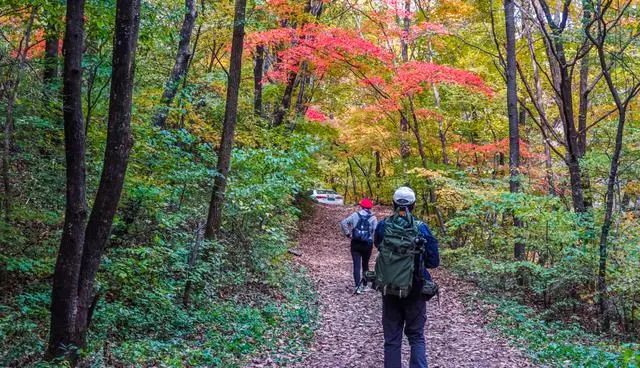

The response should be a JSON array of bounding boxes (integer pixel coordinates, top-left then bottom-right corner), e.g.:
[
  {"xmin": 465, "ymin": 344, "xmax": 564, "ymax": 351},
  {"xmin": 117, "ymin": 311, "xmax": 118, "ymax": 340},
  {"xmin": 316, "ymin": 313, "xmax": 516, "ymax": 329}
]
[
  {"xmin": 74, "ymin": 0, "xmax": 141, "ymax": 345},
  {"xmin": 588, "ymin": 15, "xmax": 640, "ymax": 331},
  {"xmin": 598, "ymin": 109, "xmax": 625, "ymax": 333},
  {"xmin": 47, "ymin": 0, "xmax": 88, "ymax": 360},
  {"xmin": 204, "ymin": 0, "xmax": 247, "ymax": 239},
  {"xmin": 523, "ymin": 9, "xmax": 554, "ymax": 195},
  {"xmin": 533, "ymin": 0, "xmax": 587, "ymax": 212},
  {"xmin": 2, "ymin": 9, "xmax": 35, "ymax": 221},
  {"xmin": 273, "ymin": 70, "xmax": 296, "ymax": 127},
  {"xmin": 347, "ymin": 158, "xmax": 357, "ymax": 200},
  {"xmin": 351, "ymin": 157, "xmax": 373, "ymax": 198},
  {"xmin": 504, "ymin": 0, "xmax": 525, "ymax": 260},
  {"xmin": 253, "ymin": 45, "xmax": 264, "ymax": 116},
  {"xmin": 398, "ymin": 0, "xmax": 411, "ymax": 163},
  {"xmin": 272, "ymin": 0, "xmax": 322, "ymax": 127},
  {"xmin": 428, "ymin": 42, "xmax": 448, "ymax": 165},
  {"xmin": 400, "ymin": 113, "xmax": 410, "ymax": 160},
  {"xmin": 152, "ymin": 0, "xmax": 197, "ymax": 128},
  {"xmin": 401, "ymin": 0, "xmax": 409, "ymax": 62},
  {"xmin": 577, "ymin": 8, "xmax": 593, "ymax": 208},
  {"xmin": 408, "ymin": 97, "xmax": 428, "ymax": 168},
  {"xmin": 556, "ymin": 44, "xmax": 586, "ymax": 213},
  {"xmin": 183, "ymin": 222, "xmax": 204, "ymax": 307},
  {"xmin": 43, "ymin": 20, "xmax": 60, "ymax": 88},
  {"xmin": 295, "ymin": 62, "xmax": 309, "ymax": 116}
]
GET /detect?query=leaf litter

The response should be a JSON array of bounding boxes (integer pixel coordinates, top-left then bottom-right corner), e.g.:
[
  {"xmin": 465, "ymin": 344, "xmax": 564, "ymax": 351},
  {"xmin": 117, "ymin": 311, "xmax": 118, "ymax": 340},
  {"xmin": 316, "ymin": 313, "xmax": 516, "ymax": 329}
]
[{"xmin": 246, "ymin": 205, "xmax": 535, "ymax": 368}]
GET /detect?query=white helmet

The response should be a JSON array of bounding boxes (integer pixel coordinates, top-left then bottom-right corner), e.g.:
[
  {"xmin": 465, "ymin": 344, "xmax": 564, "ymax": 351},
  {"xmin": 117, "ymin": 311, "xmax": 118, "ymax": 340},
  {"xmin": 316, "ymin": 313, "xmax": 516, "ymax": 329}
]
[{"xmin": 393, "ymin": 186, "xmax": 416, "ymax": 206}]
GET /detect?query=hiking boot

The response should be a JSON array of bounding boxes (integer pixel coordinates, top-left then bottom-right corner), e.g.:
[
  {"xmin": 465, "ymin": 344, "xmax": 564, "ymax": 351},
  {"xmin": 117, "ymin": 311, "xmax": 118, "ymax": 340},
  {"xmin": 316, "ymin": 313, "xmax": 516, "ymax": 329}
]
[{"xmin": 355, "ymin": 285, "xmax": 364, "ymax": 294}]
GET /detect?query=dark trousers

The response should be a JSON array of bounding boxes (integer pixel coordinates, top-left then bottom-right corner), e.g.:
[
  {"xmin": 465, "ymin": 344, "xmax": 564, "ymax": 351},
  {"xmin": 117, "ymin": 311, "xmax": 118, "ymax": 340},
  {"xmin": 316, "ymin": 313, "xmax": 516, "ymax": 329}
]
[
  {"xmin": 382, "ymin": 295, "xmax": 428, "ymax": 368},
  {"xmin": 351, "ymin": 240, "xmax": 372, "ymax": 287}
]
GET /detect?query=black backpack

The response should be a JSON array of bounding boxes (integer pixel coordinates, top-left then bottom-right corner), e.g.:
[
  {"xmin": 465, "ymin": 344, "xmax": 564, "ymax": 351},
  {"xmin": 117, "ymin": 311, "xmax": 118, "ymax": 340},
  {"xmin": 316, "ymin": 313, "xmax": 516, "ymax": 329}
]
[{"xmin": 352, "ymin": 212, "xmax": 372, "ymax": 243}]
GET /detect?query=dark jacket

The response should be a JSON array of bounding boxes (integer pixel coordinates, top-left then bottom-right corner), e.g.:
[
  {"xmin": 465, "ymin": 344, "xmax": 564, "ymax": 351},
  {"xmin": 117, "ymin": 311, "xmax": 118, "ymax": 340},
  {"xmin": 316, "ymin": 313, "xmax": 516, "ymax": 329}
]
[{"xmin": 374, "ymin": 216, "xmax": 440, "ymax": 296}]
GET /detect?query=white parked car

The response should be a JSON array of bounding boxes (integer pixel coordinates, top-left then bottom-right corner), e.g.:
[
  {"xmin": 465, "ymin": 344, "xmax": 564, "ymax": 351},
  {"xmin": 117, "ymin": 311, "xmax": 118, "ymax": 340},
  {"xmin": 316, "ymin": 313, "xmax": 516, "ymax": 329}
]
[{"xmin": 310, "ymin": 189, "xmax": 344, "ymax": 205}]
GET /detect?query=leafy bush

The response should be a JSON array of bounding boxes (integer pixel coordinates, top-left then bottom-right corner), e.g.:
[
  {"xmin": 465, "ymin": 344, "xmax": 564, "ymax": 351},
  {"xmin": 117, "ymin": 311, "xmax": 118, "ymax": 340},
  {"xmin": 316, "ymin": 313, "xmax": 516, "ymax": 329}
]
[{"xmin": 0, "ymin": 122, "xmax": 322, "ymax": 366}]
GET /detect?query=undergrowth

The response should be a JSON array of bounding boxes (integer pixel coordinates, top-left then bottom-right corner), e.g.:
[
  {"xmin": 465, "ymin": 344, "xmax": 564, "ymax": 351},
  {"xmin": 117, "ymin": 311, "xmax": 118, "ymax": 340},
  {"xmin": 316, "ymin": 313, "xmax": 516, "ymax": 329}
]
[{"xmin": 444, "ymin": 249, "xmax": 640, "ymax": 368}]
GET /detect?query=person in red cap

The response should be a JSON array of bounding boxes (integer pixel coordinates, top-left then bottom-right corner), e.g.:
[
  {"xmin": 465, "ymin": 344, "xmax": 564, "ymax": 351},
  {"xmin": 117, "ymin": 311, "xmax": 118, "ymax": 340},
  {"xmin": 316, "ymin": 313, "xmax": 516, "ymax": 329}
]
[{"xmin": 340, "ymin": 198, "xmax": 378, "ymax": 294}]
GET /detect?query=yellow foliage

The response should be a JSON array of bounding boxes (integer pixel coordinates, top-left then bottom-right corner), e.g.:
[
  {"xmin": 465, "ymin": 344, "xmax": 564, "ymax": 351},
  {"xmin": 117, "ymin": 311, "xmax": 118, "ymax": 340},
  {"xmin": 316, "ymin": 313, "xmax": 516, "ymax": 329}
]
[
  {"xmin": 435, "ymin": 186, "xmax": 467, "ymax": 212},
  {"xmin": 407, "ymin": 167, "xmax": 444, "ymax": 179},
  {"xmin": 626, "ymin": 181, "xmax": 640, "ymax": 196}
]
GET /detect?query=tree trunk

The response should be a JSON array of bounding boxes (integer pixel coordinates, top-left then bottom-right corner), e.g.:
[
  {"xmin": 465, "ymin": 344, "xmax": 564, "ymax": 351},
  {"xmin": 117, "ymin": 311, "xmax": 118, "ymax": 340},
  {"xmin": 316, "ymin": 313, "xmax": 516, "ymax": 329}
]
[
  {"xmin": 598, "ymin": 109, "xmax": 625, "ymax": 333},
  {"xmin": 408, "ymin": 98, "xmax": 428, "ymax": 168},
  {"xmin": 557, "ymin": 45, "xmax": 586, "ymax": 213},
  {"xmin": 399, "ymin": 113, "xmax": 410, "ymax": 160},
  {"xmin": 523, "ymin": 4, "xmax": 554, "ymax": 195},
  {"xmin": 533, "ymin": 0, "xmax": 587, "ymax": 212},
  {"xmin": 47, "ymin": 0, "xmax": 88, "ymax": 360},
  {"xmin": 347, "ymin": 158, "xmax": 357, "ymax": 200},
  {"xmin": 152, "ymin": 0, "xmax": 197, "ymax": 128},
  {"xmin": 204, "ymin": 0, "xmax": 247, "ymax": 239},
  {"xmin": 2, "ymin": 9, "xmax": 35, "ymax": 221},
  {"xmin": 398, "ymin": 0, "xmax": 411, "ymax": 163},
  {"xmin": 577, "ymin": 52, "xmax": 593, "ymax": 208},
  {"xmin": 183, "ymin": 222, "xmax": 204, "ymax": 307},
  {"xmin": 75, "ymin": 0, "xmax": 140, "ymax": 345},
  {"xmin": 577, "ymin": 7, "xmax": 594, "ymax": 209},
  {"xmin": 428, "ymin": 42, "xmax": 448, "ymax": 165},
  {"xmin": 504, "ymin": 0, "xmax": 525, "ymax": 260},
  {"xmin": 401, "ymin": 0, "xmax": 410, "ymax": 62},
  {"xmin": 253, "ymin": 45, "xmax": 264, "ymax": 116},
  {"xmin": 351, "ymin": 157, "xmax": 373, "ymax": 198},
  {"xmin": 295, "ymin": 63, "xmax": 309, "ymax": 117},
  {"xmin": 43, "ymin": 20, "xmax": 60, "ymax": 88},
  {"xmin": 48, "ymin": 0, "xmax": 141, "ymax": 359},
  {"xmin": 273, "ymin": 70, "xmax": 296, "ymax": 127}
]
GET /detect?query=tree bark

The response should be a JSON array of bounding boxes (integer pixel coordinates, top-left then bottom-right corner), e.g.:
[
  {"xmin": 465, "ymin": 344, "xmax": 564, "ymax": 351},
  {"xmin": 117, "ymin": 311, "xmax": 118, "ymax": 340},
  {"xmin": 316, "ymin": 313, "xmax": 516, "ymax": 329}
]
[
  {"xmin": 530, "ymin": 0, "xmax": 587, "ymax": 212},
  {"xmin": 398, "ymin": 0, "xmax": 411, "ymax": 163},
  {"xmin": 347, "ymin": 158, "xmax": 357, "ymax": 200},
  {"xmin": 399, "ymin": 113, "xmax": 411, "ymax": 160},
  {"xmin": 577, "ymin": 8, "xmax": 593, "ymax": 208},
  {"xmin": 351, "ymin": 157, "xmax": 373, "ymax": 198},
  {"xmin": 504, "ymin": 0, "xmax": 525, "ymax": 260},
  {"xmin": 183, "ymin": 222, "xmax": 204, "ymax": 307},
  {"xmin": 204, "ymin": 0, "xmax": 247, "ymax": 239},
  {"xmin": 295, "ymin": 62, "xmax": 309, "ymax": 117},
  {"xmin": 428, "ymin": 42, "xmax": 448, "ymax": 165},
  {"xmin": 43, "ymin": 19, "xmax": 60, "ymax": 88},
  {"xmin": 597, "ymin": 111, "xmax": 624, "ymax": 333},
  {"xmin": 75, "ymin": 0, "xmax": 140, "ymax": 345},
  {"xmin": 408, "ymin": 98, "xmax": 428, "ymax": 168},
  {"xmin": 523, "ymin": 12, "xmax": 555, "ymax": 195},
  {"xmin": 253, "ymin": 45, "xmax": 264, "ymax": 116},
  {"xmin": 152, "ymin": 0, "xmax": 197, "ymax": 128},
  {"xmin": 48, "ymin": 0, "xmax": 141, "ymax": 359},
  {"xmin": 47, "ymin": 0, "xmax": 88, "ymax": 360},
  {"xmin": 587, "ymin": 12, "xmax": 640, "ymax": 331},
  {"xmin": 553, "ymin": 34, "xmax": 586, "ymax": 213},
  {"xmin": 272, "ymin": 70, "xmax": 296, "ymax": 127}
]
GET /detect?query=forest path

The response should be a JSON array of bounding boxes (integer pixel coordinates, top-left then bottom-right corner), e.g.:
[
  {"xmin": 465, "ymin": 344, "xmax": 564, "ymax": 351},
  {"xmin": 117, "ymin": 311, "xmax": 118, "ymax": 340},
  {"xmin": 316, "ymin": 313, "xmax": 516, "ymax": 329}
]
[{"xmin": 249, "ymin": 204, "xmax": 535, "ymax": 367}]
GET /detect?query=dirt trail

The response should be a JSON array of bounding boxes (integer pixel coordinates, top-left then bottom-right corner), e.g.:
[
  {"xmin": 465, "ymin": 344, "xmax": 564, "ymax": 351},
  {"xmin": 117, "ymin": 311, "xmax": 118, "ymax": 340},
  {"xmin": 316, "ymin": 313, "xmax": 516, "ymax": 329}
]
[{"xmin": 249, "ymin": 204, "xmax": 535, "ymax": 367}]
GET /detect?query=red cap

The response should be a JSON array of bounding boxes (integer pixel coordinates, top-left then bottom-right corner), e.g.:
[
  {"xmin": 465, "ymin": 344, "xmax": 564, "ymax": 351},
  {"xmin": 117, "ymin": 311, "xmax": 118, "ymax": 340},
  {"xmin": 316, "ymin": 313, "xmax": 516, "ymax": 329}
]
[{"xmin": 359, "ymin": 198, "xmax": 374, "ymax": 209}]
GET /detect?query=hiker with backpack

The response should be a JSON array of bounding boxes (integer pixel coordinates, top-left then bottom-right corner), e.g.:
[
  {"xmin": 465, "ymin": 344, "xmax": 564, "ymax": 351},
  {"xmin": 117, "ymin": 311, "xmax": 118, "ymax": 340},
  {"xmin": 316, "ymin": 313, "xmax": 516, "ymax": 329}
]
[
  {"xmin": 373, "ymin": 186, "xmax": 440, "ymax": 368},
  {"xmin": 340, "ymin": 198, "xmax": 378, "ymax": 294}
]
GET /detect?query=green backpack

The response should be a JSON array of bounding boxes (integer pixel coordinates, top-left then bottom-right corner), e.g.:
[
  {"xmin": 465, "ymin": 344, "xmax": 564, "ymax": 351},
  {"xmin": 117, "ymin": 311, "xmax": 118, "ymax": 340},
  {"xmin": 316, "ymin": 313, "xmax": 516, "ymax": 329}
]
[{"xmin": 374, "ymin": 210, "xmax": 423, "ymax": 298}]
